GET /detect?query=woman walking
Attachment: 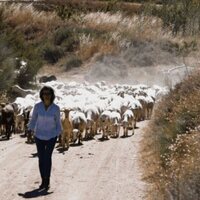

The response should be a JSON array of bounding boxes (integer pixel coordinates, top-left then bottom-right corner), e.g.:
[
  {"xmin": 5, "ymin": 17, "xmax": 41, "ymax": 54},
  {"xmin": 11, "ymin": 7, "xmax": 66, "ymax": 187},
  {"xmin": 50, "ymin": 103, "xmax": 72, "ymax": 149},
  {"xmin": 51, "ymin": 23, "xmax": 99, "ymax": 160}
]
[{"xmin": 28, "ymin": 86, "xmax": 62, "ymax": 190}]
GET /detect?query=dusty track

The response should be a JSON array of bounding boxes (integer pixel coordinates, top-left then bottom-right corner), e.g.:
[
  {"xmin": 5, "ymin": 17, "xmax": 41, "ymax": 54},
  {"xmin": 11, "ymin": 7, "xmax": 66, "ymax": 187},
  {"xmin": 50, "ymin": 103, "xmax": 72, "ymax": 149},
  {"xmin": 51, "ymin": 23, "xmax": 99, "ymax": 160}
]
[{"xmin": 0, "ymin": 121, "xmax": 148, "ymax": 200}]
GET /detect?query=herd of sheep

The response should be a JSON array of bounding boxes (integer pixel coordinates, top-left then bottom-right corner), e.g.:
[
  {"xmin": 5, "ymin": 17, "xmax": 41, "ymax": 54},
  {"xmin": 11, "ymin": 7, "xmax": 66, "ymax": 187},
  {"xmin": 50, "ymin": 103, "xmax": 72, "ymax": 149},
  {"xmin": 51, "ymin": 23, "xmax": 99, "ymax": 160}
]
[{"xmin": 0, "ymin": 80, "xmax": 168, "ymax": 149}]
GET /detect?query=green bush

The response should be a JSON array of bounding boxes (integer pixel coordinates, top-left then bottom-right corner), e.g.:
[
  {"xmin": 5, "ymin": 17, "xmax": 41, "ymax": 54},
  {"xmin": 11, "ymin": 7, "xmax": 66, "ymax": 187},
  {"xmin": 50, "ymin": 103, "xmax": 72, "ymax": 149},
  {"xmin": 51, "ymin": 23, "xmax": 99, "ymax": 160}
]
[
  {"xmin": 55, "ymin": 4, "xmax": 76, "ymax": 20},
  {"xmin": 15, "ymin": 59, "xmax": 42, "ymax": 88},
  {"xmin": 0, "ymin": 27, "xmax": 44, "ymax": 89},
  {"xmin": 54, "ymin": 27, "xmax": 72, "ymax": 45},
  {"xmin": 148, "ymin": 0, "xmax": 200, "ymax": 35},
  {"xmin": 41, "ymin": 43, "xmax": 64, "ymax": 64},
  {"xmin": 0, "ymin": 58, "xmax": 15, "ymax": 91},
  {"xmin": 61, "ymin": 39, "xmax": 79, "ymax": 52},
  {"xmin": 0, "ymin": 7, "xmax": 5, "ymax": 30},
  {"xmin": 65, "ymin": 55, "xmax": 82, "ymax": 71}
]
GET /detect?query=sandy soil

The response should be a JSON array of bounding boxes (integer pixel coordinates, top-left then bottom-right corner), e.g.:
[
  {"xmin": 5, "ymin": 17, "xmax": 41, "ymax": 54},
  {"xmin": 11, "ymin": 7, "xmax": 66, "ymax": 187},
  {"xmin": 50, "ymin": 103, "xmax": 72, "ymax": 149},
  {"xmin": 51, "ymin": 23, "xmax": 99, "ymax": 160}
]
[{"xmin": 0, "ymin": 121, "xmax": 148, "ymax": 200}]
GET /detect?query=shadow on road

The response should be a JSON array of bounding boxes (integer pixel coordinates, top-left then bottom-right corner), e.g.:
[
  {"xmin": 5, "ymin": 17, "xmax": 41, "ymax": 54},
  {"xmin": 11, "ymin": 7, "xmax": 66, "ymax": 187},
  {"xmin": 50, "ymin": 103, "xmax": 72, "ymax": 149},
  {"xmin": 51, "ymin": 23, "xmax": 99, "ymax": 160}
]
[
  {"xmin": 20, "ymin": 134, "xmax": 26, "ymax": 138},
  {"xmin": 110, "ymin": 135, "xmax": 119, "ymax": 139},
  {"xmin": 69, "ymin": 143, "xmax": 83, "ymax": 147},
  {"xmin": 82, "ymin": 137, "xmax": 95, "ymax": 142},
  {"xmin": 0, "ymin": 136, "xmax": 8, "ymax": 141},
  {"xmin": 97, "ymin": 137, "xmax": 110, "ymax": 142},
  {"xmin": 29, "ymin": 152, "xmax": 38, "ymax": 158},
  {"xmin": 120, "ymin": 134, "xmax": 133, "ymax": 139},
  {"xmin": 18, "ymin": 188, "xmax": 53, "ymax": 199},
  {"xmin": 56, "ymin": 146, "xmax": 69, "ymax": 154}
]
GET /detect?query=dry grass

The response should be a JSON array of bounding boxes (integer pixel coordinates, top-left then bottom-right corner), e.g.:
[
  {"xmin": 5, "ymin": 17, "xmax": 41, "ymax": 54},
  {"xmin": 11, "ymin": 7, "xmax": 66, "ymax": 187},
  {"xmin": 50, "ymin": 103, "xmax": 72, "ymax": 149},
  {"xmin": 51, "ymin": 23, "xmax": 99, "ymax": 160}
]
[
  {"xmin": 82, "ymin": 12, "xmax": 171, "ymax": 43},
  {"xmin": 1, "ymin": 3, "xmax": 62, "ymax": 39},
  {"xmin": 1, "ymin": 1, "xmax": 199, "ymax": 91},
  {"xmin": 46, "ymin": 0, "xmax": 143, "ymax": 14},
  {"xmin": 79, "ymin": 37, "xmax": 117, "ymax": 61},
  {"xmin": 141, "ymin": 70, "xmax": 200, "ymax": 200}
]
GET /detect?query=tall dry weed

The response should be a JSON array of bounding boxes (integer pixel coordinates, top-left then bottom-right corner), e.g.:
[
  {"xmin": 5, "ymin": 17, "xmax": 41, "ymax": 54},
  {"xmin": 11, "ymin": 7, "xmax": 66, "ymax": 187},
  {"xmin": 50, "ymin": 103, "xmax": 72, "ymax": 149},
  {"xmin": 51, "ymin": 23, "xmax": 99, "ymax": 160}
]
[
  {"xmin": 1, "ymin": 4, "xmax": 62, "ymax": 37},
  {"xmin": 82, "ymin": 12, "xmax": 171, "ymax": 41},
  {"xmin": 79, "ymin": 36, "xmax": 116, "ymax": 61},
  {"xmin": 141, "ymin": 71, "xmax": 200, "ymax": 200}
]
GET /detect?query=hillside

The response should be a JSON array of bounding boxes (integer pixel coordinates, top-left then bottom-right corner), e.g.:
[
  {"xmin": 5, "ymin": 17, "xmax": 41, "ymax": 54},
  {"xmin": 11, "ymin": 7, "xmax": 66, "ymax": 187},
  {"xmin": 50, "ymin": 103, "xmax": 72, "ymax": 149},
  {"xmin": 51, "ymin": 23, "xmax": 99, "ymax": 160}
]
[{"xmin": 1, "ymin": 1, "xmax": 200, "ymax": 101}]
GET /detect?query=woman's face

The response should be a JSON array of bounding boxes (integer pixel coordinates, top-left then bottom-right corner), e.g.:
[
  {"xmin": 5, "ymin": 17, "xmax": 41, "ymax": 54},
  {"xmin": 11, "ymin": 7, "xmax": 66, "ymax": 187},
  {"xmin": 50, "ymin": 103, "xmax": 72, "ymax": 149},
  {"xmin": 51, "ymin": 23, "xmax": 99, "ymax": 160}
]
[{"xmin": 42, "ymin": 90, "xmax": 52, "ymax": 105}]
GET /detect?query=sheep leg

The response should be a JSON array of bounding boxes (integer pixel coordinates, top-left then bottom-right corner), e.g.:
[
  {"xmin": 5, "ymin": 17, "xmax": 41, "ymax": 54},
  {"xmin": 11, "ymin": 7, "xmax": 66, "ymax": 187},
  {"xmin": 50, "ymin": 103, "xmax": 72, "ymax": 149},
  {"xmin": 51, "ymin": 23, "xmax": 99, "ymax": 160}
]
[
  {"xmin": 94, "ymin": 121, "xmax": 98, "ymax": 135},
  {"xmin": 91, "ymin": 124, "xmax": 96, "ymax": 137},
  {"xmin": 105, "ymin": 126, "xmax": 109, "ymax": 139},
  {"xmin": 78, "ymin": 131, "xmax": 83, "ymax": 145},
  {"xmin": 61, "ymin": 132, "xmax": 67, "ymax": 149},
  {"xmin": 101, "ymin": 128, "xmax": 105, "ymax": 139},
  {"xmin": 114, "ymin": 125, "xmax": 119, "ymax": 137},
  {"xmin": 102, "ymin": 127, "xmax": 105, "ymax": 139},
  {"xmin": 125, "ymin": 127, "xmax": 128, "ymax": 137},
  {"xmin": 85, "ymin": 128, "xmax": 89, "ymax": 139},
  {"xmin": 122, "ymin": 127, "xmax": 125, "ymax": 137},
  {"xmin": 89, "ymin": 126, "xmax": 93, "ymax": 138},
  {"xmin": 117, "ymin": 126, "xmax": 120, "ymax": 137},
  {"xmin": 132, "ymin": 122, "xmax": 135, "ymax": 135},
  {"xmin": 66, "ymin": 132, "xmax": 69, "ymax": 150}
]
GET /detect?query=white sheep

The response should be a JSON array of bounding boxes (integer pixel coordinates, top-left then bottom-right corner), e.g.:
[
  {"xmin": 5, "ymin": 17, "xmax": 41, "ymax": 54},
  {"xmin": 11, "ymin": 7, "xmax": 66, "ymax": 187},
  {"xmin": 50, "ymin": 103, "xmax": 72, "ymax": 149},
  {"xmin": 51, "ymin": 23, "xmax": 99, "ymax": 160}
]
[
  {"xmin": 84, "ymin": 105, "xmax": 100, "ymax": 139},
  {"xmin": 110, "ymin": 111, "xmax": 121, "ymax": 138},
  {"xmin": 122, "ymin": 109, "xmax": 135, "ymax": 137}
]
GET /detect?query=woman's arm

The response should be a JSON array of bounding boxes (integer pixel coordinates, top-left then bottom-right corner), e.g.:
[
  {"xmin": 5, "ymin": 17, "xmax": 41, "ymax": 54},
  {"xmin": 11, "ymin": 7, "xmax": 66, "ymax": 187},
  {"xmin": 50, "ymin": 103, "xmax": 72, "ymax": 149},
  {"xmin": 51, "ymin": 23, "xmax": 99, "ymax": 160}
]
[
  {"xmin": 55, "ymin": 106, "xmax": 63, "ymax": 136},
  {"xmin": 28, "ymin": 104, "xmax": 38, "ymax": 131}
]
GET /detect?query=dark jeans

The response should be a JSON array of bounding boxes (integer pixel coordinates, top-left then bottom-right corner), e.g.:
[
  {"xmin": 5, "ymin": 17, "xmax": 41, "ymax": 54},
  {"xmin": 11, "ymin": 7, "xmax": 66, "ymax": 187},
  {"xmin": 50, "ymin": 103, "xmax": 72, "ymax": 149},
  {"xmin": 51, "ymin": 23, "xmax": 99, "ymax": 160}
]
[{"xmin": 35, "ymin": 136, "xmax": 57, "ymax": 179}]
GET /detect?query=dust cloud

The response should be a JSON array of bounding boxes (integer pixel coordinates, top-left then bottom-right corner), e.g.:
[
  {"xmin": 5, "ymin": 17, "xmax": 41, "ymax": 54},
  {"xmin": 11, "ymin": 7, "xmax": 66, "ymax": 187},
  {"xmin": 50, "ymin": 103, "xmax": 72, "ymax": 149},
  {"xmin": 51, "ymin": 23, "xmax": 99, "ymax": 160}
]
[
  {"xmin": 84, "ymin": 40, "xmax": 187, "ymax": 87},
  {"xmin": 45, "ymin": 40, "xmax": 197, "ymax": 88}
]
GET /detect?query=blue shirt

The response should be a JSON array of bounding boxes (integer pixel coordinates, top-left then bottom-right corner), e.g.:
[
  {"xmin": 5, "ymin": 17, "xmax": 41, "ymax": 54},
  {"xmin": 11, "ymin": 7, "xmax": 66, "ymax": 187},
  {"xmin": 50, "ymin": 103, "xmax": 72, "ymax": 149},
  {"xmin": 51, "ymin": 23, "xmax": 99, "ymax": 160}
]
[{"xmin": 28, "ymin": 101, "xmax": 62, "ymax": 140}]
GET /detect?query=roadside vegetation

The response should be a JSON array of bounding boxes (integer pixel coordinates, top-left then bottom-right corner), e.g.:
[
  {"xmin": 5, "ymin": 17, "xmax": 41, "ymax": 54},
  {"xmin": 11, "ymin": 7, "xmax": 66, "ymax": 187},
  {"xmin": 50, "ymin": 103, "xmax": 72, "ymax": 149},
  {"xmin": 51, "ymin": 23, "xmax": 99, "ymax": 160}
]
[
  {"xmin": 141, "ymin": 71, "xmax": 200, "ymax": 200},
  {"xmin": 140, "ymin": 1, "xmax": 200, "ymax": 199}
]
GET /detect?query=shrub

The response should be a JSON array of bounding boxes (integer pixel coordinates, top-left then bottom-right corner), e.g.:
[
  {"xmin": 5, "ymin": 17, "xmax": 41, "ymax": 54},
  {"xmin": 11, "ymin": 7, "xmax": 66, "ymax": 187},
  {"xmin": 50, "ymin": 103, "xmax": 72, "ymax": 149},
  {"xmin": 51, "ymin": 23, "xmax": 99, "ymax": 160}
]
[
  {"xmin": 3, "ymin": 4, "xmax": 61, "ymax": 34},
  {"xmin": 41, "ymin": 43, "xmax": 64, "ymax": 64},
  {"xmin": 54, "ymin": 27, "xmax": 72, "ymax": 45},
  {"xmin": 65, "ymin": 55, "xmax": 82, "ymax": 71},
  {"xmin": 15, "ymin": 59, "xmax": 42, "ymax": 88},
  {"xmin": 147, "ymin": 0, "xmax": 200, "ymax": 35},
  {"xmin": 61, "ymin": 39, "xmax": 79, "ymax": 52},
  {"xmin": 55, "ymin": 4, "xmax": 76, "ymax": 20},
  {"xmin": 79, "ymin": 38, "xmax": 116, "ymax": 61},
  {"xmin": 54, "ymin": 27, "xmax": 79, "ymax": 52},
  {"xmin": 141, "ymin": 71, "xmax": 200, "ymax": 200},
  {"xmin": 0, "ymin": 58, "xmax": 15, "ymax": 91},
  {"xmin": 0, "ymin": 25, "xmax": 43, "ymax": 89},
  {"xmin": 0, "ymin": 7, "xmax": 5, "ymax": 30}
]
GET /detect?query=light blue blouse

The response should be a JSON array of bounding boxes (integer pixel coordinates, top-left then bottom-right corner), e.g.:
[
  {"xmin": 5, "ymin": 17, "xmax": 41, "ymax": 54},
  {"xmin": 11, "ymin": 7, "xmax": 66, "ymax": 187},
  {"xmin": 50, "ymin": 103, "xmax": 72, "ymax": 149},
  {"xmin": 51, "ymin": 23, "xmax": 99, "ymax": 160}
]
[{"xmin": 28, "ymin": 101, "xmax": 62, "ymax": 140}]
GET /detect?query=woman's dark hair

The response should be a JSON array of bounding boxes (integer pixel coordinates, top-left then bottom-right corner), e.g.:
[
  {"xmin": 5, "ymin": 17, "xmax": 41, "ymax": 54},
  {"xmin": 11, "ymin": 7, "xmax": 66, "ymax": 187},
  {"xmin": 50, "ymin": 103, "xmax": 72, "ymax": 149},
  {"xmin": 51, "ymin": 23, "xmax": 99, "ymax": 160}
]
[{"xmin": 39, "ymin": 86, "xmax": 55, "ymax": 103}]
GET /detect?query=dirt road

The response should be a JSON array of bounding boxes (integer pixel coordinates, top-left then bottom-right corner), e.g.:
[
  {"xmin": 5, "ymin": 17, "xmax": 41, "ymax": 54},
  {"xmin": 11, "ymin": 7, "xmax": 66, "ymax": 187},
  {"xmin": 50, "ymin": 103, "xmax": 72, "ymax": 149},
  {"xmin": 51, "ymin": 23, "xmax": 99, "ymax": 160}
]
[{"xmin": 0, "ymin": 121, "xmax": 148, "ymax": 200}]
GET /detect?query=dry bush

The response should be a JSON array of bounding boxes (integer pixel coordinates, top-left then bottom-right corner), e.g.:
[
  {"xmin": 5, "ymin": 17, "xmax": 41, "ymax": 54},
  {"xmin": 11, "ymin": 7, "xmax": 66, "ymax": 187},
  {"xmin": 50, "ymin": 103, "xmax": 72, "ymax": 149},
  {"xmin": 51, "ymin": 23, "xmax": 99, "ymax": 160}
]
[
  {"xmin": 1, "ymin": 3, "xmax": 62, "ymax": 38},
  {"xmin": 79, "ymin": 37, "xmax": 117, "ymax": 61},
  {"xmin": 82, "ymin": 12, "xmax": 171, "ymax": 42},
  {"xmin": 164, "ymin": 131, "xmax": 200, "ymax": 200},
  {"xmin": 141, "ymin": 71, "xmax": 200, "ymax": 200},
  {"xmin": 0, "ymin": 58, "xmax": 15, "ymax": 91},
  {"xmin": 45, "ymin": 0, "xmax": 143, "ymax": 14},
  {"xmin": 64, "ymin": 55, "xmax": 82, "ymax": 71},
  {"xmin": 41, "ymin": 43, "xmax": 64, "ymax": 64}
]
